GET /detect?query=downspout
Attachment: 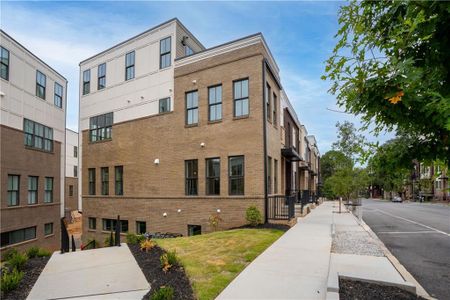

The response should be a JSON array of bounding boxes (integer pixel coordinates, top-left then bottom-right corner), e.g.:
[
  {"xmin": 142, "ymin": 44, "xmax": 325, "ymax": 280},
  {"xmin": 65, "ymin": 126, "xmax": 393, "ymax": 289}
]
[{"xmin": 262, "ymin": 59, "xmax": 268, "ymax": 223}]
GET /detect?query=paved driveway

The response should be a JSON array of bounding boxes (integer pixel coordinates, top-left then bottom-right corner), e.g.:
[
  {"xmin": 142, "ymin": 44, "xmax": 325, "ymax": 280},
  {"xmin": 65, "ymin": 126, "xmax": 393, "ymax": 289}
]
[{"xmin": 362, "ymin": 199, "xmax": 450, "ymax": 299}]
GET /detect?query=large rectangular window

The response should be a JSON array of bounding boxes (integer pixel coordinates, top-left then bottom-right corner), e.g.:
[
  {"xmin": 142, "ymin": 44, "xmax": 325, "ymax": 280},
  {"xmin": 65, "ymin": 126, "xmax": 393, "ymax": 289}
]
[
  {"xmin": 101, "ymin": 167, "xmax": 109, "ymax": 195},
  {"xmin": 136, "ymin": 221, "xmax": 146, "ymax": 234},
  {"xmin": 0, "ymin": 46, "xmax": 9, "ymax": 81},
  {"xmin": 102, "ymin": 219, "xmax": 128, "ymax": 232},
  {"xmin": 74, "ymin": 146, "xmax": 78, "ymax": 158},
  {"xmin": 89, "ymin": 112, "xmax": 113, "ymax": 142},
  {"xmin": 36, "ymin": 70, "xmax": 46, "ymax": 99},
  {"xmin": 0, "ymin": 227, "xmax": 36, "ymax": 247},
  {"xmin": 83, "ymin": 69, "xmax": 90, "ymax": 95},
  {"xmin": 274, "ymin": 159, "xmax": 278, "ymax": 194},
  {"xmin": 88, "ymin": 168, "xmax": 96, "ymax": 195},
  {"xmin": 185, "ymin": 160, "xmax": 198, "ymax": 195},
  {"xmin": 159, "ymin": 97, "xmax": 170, "ymax": 113},
  {"xmin": 74, "ymin": 166, "xmax": 78, "ymax": 178},
  {"xmin": 206, "ymin": 158, "xmax": 220, "ymax": 195},
  {"xmin": 115, "ymin": 166, "xmax": 123, "ymax": 195},
  {"xmin": 54, "ymin": 82, "xmax": 63, "ymax": 108},
  {"xmin": 208, "ymin": 85, "xmax": 222, "ymax": 121},
  {"xmin": 98, "ymin": 63, "xmax": 106, "ymax": 90},
  {"xmin": 24, "ymin": 119, "xmax": 53, "ymax": 152},
  {"xmin": 7, "ymin": 175, "xmax": 20, "ymax": 206},
  {"xmin": 229, "ymin": 156, "xmax": 245, "ymax": 195},
  {"xmin": 125, "ymin": 51, "xmax": 135, "ymax": 80},
  {"xmin": 186, "ymin": 91, "xmax": 198, "ymax": 125},
  {"xmin": 44, "ymin": 177, "xmax": 53, "ymax": 203},
  {"xmin": 268, "ymin": 157, "xmax": 272, "ymax": 194},
  {"xmin": 273, "ymin": 93, "xmax": 277, "ymax": 126},
  {"xmin": 160, "ymin": 37, "xmax": 171, "ymax": 69},
  {"xmin": 233, "ymin": 79, "xmax": 249, "ymax": 117},
  {"xmin": 44, "ymin": 223, "xmax": 53, "ymax": 236},
  {"xmin": 88, "ymin": 217, "xmax": 96, "ymax": 230},
  {"xmin": 28, "ymin": 176, "xmax": 38, "ymax": 204},
  {"xmin": 266, "ymin": 84, "xmax": 271, "ymax": 121}
]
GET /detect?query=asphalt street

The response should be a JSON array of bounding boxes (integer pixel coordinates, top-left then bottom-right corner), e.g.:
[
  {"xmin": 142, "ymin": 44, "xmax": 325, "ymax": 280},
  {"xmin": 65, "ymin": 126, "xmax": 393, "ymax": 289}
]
[{"xmin": 362, "ymin": 199, "xmax": 450, "ymax": 300}]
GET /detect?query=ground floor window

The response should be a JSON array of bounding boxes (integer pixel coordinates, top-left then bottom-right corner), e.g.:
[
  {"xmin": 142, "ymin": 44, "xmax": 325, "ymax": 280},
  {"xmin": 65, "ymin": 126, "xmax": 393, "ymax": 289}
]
[
  {"xmin": 136, "ymin": 221, "xmax": 146, "ymax": 234},
  {"xmin": 88, "ymin": 217, "xmax": 96, "ymax": 230},
  {"xmin": 44, "ymin": 223, "xmax": 53, "ymax": 235},
  {"xmin": 188, "ymin": 224, "xmax": 201, "ymax": 236},
  {"xmin": 0, "ymin": 226, "xmax": 36, "ymax": 247},
  {"xmin": 102, "ymin": 218, "xmax": 128, "ymax": 232}
]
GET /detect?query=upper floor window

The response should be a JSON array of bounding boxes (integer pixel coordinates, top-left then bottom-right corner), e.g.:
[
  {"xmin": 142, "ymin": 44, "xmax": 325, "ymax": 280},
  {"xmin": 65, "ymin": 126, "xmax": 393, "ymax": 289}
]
[
  {"xmin": 274, "ymin": 159, "xmax": 278, "ymax": 194},
  {"xmin": 101, "ymin": 167, "xmax": 109, "ymax": 196},
  {"xmin": 74, "ymin": 146, "xmax": 78, "ymax": 158},
  {"xmin": 83, "ymin": 69, "xmax": 90, "ymax": 95},
  {"xmin": 233, "ymin": 79, "xmax": 249, "ymax": 117},
  {"xmin": 186, "ymin": 90, "xmax": 198, "ymax": 125},
  {"xmin": 24, "ymin": 119, "xmax": 53, "ymax": 152},
  {"xmin": 36, "ymin": 71, "xmax": 46, "ymax": 99},
  {"xmin": 54, "ymin": 82, "xmax": 63, "ymax": 108},
  {"xmin": 88, "ymin": 168, "xmax": 96, "ymax": 195},
  {"xmin": 7, "ymin": 175, "xmax": 20, "ymax": 206},
  {"xmin": 28, "ymin": 176, "xmax": 38, "ymax": 204},
  {"xmin": 44, "ymin": 177, "xmax": 53, "ymax": 203},
  {"xmin": 74, "ymin": 165, "xmax": 78, "ymax": 178},
  {"xmin": 159, "ymin": 97, "xmax": 170, "ymax": 113},
  {"xmin": 206, "ymin": 158, "xmax": 220, "ymax": 195},
  {"xmin": 185, "ymin": 45, "xmax": 194, "ymax": 56},
  {"xmin": 89, "ymin": 112, "xmax": 113, "ymax": 142},
  {"xmin": 185, "ymin": 160, "xmax": 198, "ymax": 195},
  {"xmin": 125, "ymin": 51, "xmax": 135, "ymax": 80},
  {"xmin": 115, "ymin": 166, "xmax": 123, "ymax": 196},
  {"xmin": 273, "ymin": 93, "xmax": 277, "ymax": 126},
  {"xmin": 160, "ymin": 37, "xmax": 171, "ymax": 69},
  {"xmin": 69, "ymin": 185, "xmax": 74, "ymax": 196},
  {"xmin": 98, "ymin": 63, "xmax": 106, "ymax": 90},
  {"xmin": 268, "ymin": 156, "xmax": 272, "ymax": 194},
  {"xmin": 1, "ymin": 46, "xmax": 10, "ymax": 81},
  {"xmin": 229, "ymin": 156, "xmax": 245, "ymax": 195},
  {"xmin": 208, "ymin": 85, "xmax": 222, "ymax": 122},
  {"xmin": 266, "ymin": 84, "xmax": 271, "ymax": 121}
]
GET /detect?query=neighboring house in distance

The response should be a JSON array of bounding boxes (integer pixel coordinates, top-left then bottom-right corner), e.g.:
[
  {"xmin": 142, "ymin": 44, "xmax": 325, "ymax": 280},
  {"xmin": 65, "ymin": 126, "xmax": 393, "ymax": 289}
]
[
  {"xmin": 79, "ymin": 18, "xmax": 320, "ymax": 242},
  {"xmin": 65, "ymin": 128, "xmax": 79, "ymax": 217},
  {"xmin": 0, "ymin": 30, "xmax": 66, "ymax": 255}
]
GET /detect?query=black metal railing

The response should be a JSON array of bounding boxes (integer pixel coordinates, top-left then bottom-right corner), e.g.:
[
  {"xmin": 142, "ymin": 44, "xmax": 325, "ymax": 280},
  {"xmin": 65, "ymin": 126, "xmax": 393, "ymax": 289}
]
[
  {"xmin": 267, "ymin": 195, "xmax": 295, "ymax": 220},
  {"xmin": 81, "ymin": 239, "xmax": 97, "ymax": 250}
]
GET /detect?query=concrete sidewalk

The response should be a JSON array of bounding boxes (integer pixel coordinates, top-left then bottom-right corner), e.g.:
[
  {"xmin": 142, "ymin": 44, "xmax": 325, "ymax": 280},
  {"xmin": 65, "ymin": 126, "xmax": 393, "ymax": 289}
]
[{"xmin": 217, "ymin": 201, "xmax": 335, "ymax": 299}]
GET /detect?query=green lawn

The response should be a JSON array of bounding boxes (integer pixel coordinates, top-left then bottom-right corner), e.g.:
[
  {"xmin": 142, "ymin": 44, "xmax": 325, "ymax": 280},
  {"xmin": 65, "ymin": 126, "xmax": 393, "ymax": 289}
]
[{"xmin": 156, "ymin": 228, "xmax": 284, "ymax": 300}]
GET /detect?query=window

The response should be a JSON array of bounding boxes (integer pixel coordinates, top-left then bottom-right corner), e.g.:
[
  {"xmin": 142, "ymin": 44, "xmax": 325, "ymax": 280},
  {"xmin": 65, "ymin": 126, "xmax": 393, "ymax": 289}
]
[
  {"xmin": 7, "ymin": 175, "xmax": 19, "ymax": 206},
  {"xmin": 266, "ymin": 84, "xmax": 271, "ymax": 121},
  {"xmin": 54, "ymin": 82, "xmax": 63, "ymax": 108},
  {"xmin": 88, "ymin": 168, "xmax": 96, "ymax": 195},
  {"xmin": 36, "ymin": 71, "xmax": 46, "ymax": 99},
  {"xmin": 0, "ymin": 227, "xmax": 36, "ymax": 247},
  {"xmin": 44, "ymin": 177, "xmax": 53, "ymax": 203},
  {"xmin": 233, "ymin": 79, "xmax": 249, "ymax": 117},
  {"xmin": 185, "ymin": 160, "xmax": 198, "ymax": 195},
  {"xmin": 83, "ymin": 69, "xmax": 90, "ymax": 95},
  {"xmin": 102, "ymin": 219, "xmax": 128, "ymax": 232},
  {"xmin": 98, "ymin": 63, "xmax": 106, "ymax": 90},
  {"xmin": 115, "ymin": 166, "xmax": 123, "ymax": 195},
  {"xmin": 229, "ymin": 156, "xmax": 244, "ymax": 195},
  {"xmin": 89, "ymin": 112, "xmax": 113, "ymax": 142},
  {"xmin": 88, "ymin": 217, "xmax": 96, "ymax": 230},
  {"xmin": 268, "ymin": 157, "xmax": 272, "ymax": 194},
  {"xmin": 274, "ymin": 159, "xmax": 278, "ymax": 194},
  {"xmin": 185, "ymin": 45, "xmax": 194, "ymax": 56},
  {"xmin": 74, "ymin": 166, "xmax": 78, "ymax": 178},
  {"xmin": 44, "ymin": 223, "xmax": 53, "ymax": 235},
  {"xmin": 273, "ymin": 93, "xmax": 277, "ymax": 126},
  {"xmin": 136, "ymin": 221, "xmax": 146, "ymax": 234},
  {"xmin": 206, "ymin": 158, "xmax": 220, "ymax": 195},
  {"xmin": 28, "ymin": 176, "xmax": 38, "ymax": 204},
  {"xmin": 69, "ymin": 185, "xmax": 74, "ymax": 196},
  {"xmin": 188, "ymin": 225, "xmax": 201, "ymax": 236},
  {"xmin": 208, "ymin": 85, "xmax": 222, "ymax": 121},
  {"xmin": 0, "ymin": 46, "xmax": 9, "ymax": 81},
  {"xmin": 186, "ymin": 90, "xmax": 198, "ymax": 125},
  {"xmin": 74, "ymin": 146, "xmax": 78, "ymax": 158},
  {"xmin": 101, "ymin": 167, "xmax": 109, "ymax": 195},
  {"xmin": 160, "ymin": 37, "xmax": 171, "ymax": 69},
  {"xmin": 159, "ymin": 97, "xmax": 170, "ymax": 113},
  {"xmin": 24, "ymin": 119, "xmax": 53, "ymax": 152},
  {"xmin": 125, "ymin": 51, "xmax": 135, "ymax": 80}
]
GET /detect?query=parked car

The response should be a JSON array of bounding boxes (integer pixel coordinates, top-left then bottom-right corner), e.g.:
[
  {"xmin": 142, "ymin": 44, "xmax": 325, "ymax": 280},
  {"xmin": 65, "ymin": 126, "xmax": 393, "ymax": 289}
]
[{"xmin": 392, "ymin": 196, "xmax": 403, "ymax": 203}]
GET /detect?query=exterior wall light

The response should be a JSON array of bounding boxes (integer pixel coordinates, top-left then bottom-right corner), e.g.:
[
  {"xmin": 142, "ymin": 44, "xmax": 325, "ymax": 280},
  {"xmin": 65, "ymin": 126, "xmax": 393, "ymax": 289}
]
[
  {"xmin": 200, "ymin": 142, "xmax": 205, "ymax": 148},
  {"xmin": 154, "ymin": 158, "xmax": 160, "ymax": 165},
  {"xmin": 217, "ymin": 209, "xmax": 221, "ymax": 213},
  {"xmin": 192, "ymin": 79, "xmax": 197, "ymax": 84},
  {"xmin": 177, "ymin": 209, "xmax": 181, "ymax": 213},
  {"xmin": 163, "ymin": 212, "xmax": 167, "ymax": 217}
]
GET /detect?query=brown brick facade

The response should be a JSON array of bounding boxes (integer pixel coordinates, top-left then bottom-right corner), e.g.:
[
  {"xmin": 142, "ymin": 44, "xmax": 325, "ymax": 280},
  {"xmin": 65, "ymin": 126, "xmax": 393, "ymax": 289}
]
[{"xmin": 64, "ymin": 177, "xmax": 78, "ymax": 215}]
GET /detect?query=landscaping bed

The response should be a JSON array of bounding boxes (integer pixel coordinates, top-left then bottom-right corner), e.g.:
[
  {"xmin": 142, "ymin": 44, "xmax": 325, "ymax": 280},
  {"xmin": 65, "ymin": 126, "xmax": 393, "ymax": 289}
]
[
  {"xmin": 231, "ymin": 223, "xmax": 291, "ymax": 231},
  {"xmin": 129, "ymin": 244, "xmax": 194, "ymax": 300},
  {"xmin": 339, "ymin": 278, "xmax": 426, "ymax": 300}
]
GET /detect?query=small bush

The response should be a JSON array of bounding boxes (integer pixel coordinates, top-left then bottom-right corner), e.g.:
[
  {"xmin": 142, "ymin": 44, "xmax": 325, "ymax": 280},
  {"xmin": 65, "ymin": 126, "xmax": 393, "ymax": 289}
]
[
  {"xmin": 26, "ymin": 246, "xmax": 40, "ymax": 258},
  {"xmin": 37, "ymin": 248, "xmax": 51, "ymax": 257},
  {"xmin": 208, "ymin": 213, "xmax": 223, "ymax": 232},
  {"xmin": 2, "ymin": 249, "xmax": 18, "ymax": 262},
  {"xmin": 140, "ymin": 239, "xmax": 155, "ymax": 252},
  {"xmin": 246, "ymin": 206, "xmax": 263, "ymax": 227},
  {"xmin": 104, "ymin": 232, "xmax": 115, "ymax": 247},
  {"xmin": 6, "ymin": 253, "xmax": 28, "ymax": 271},
  {"xmin": 126, "ymin": 233, "xmax": 145, "ymax": 245},
  {"xmin": 160, "ymin": 250, "xmax": 178, "ymax": 272},
  {"xmin": 1, "ymin": 268, "xmax": 24, "ymax": 293},
  {"xmin": 150, "ymin": 286, "xmax": 174, "ymax": 300}
]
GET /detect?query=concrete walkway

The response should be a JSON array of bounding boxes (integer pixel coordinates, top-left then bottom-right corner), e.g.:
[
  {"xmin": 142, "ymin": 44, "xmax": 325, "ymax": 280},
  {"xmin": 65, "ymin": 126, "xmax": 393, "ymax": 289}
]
[
  {"xmin": 27, "ymin": 243, "xmax": 149, "ymax": 300},
  {"xmin": 217, "ymin": 201, "xmax": 335, "ymax": 299}
]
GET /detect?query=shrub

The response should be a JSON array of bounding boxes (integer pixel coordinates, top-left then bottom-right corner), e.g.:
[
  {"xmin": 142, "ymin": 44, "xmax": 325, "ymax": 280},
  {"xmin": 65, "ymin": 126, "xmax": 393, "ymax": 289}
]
[
  {"xmin": 126, "ymin": 233, "xmax": 145, "ymax": 245},
  {"xmin": 2, "ymin": 249, "xmax": 18, "ymax": 262},
  {"xmin": 26, "ymin": 246, "xmax": 40, "ymax": 258},
  {"xmin": 208, "ymin": 213, "xmax": 223, "ymax": 232},
  {"xmin": 84, "ymin": 238, "xmax": 99, "ymax": 250},
  {"xmin": 104, "ymin": 232, "xmax": 115, "ymax": 247},
  {"xmin": 150, "ymin": 286, "xmax": 174, "ymax": 300},
  {"xmin": 37, "ymin": 248, "xmax": 51, "ymax": 257},
  {"xmin": 140, "ymin": 239, "xmax": 155, "ymax": 252},
  {"xmin": 6, "ymin": 253, "xmax": 28, "ymax": 271},
  {"xmin": 246, "ymin": 206, "xmax": 263, "ymax": 227},
  {"xmin": 0, "ymin": 268, "xmax": 24, "ymax": 293},
  {"xmin": 160, "ymin": 250, "xmax": 178, "ymax": 272}
]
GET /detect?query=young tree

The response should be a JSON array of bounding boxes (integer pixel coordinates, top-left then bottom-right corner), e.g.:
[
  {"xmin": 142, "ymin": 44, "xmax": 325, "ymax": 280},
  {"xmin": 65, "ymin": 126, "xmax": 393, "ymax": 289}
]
[{"xmin": 321, "ymin": 150, "xmax": 353, "ymax": 181}]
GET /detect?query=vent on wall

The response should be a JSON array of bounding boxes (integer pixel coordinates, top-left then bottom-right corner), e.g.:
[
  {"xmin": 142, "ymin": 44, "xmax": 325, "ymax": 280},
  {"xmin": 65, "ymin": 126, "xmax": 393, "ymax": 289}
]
[{"xmin": 181, "ymin": 36, "xmax": 189, "ymax": 46}]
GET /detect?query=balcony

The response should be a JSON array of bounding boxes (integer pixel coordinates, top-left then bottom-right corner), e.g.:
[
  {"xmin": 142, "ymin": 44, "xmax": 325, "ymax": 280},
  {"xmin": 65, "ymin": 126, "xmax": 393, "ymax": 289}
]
[
  {"xmin": 281, "ymin": 146, "xmax": 302, "ymax": 162},
  {"xmin": 299, "ymin": 160, "xmax": 310, "ymax": 170}
]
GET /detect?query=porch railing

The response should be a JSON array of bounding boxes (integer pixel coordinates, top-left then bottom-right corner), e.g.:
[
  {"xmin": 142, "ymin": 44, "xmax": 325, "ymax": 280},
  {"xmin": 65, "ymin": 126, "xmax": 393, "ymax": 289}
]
[{"xmin": 267, "ymin": 195, "xmax": 295, "ymax": 220}]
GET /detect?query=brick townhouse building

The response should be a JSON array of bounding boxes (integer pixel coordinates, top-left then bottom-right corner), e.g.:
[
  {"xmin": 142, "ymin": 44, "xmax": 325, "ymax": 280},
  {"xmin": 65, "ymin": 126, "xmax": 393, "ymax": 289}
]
[
  {"xmin": 0, "ymin": 30, "xmax": 66, "ymax": 254},
  {"xmin": 78, "ymin": 18, "xmax": 320, "ymax": 241},
  {"xmin": 65, "ymin": 128, "xmax": 79, "ymax": 218}
]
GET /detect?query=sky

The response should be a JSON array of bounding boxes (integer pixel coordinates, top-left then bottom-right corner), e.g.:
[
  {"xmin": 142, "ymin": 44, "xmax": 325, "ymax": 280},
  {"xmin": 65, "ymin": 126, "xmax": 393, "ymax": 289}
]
[{"xmin": 1, "ymin": 1, "xmax": 394, "ymax": 153}]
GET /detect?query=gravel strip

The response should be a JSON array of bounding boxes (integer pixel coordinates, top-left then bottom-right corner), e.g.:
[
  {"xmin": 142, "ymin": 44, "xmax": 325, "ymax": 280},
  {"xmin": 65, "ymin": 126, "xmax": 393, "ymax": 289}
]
[{"xmin": 332, "ymin": 231, "xmax": 385, "ymax": 257}]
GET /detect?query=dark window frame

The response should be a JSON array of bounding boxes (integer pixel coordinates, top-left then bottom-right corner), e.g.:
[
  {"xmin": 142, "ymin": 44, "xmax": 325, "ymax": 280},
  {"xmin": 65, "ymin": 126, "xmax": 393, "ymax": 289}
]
[
  {"xmin": 266, "ymin": 83, "xmax": 271, "ymax": 122},
  {"xmin": 159, "ymin": 97, "xmax": 171, "ymax": 113},
  {"xmin": 160, "ymin": 37, "xmax": 171, "ymax": 69},
  {"xmin": 88, "ymin": 168, "xmax": 96, "ymax": 195},
  {"xmin": 187, "ymin": 224, "xmax": 201, "ymax": 236},
  {"xmin": 1, "ymin": 46, "xmax": 10, "ymax": 81},
  {"xmin": 102, "ymin": 218, "xmax": 128, "ymax": 232},
  {"xmin": 0, "ymin": 226, "xmax": 36, "ymax": 247},
  {"xmin": 101, "ymin": 167, "xmax": 109, "ymax": 196},
  {"xmin": 206, "ymin": 157, "xmax": 220, "ymax": 195},
  {"xmin": 54, "ymin": 82, "xmax": 63, "ymax": 108},
  {"xmin": 228, "ymin": 156, "xmax": 245, "ymax": 195},
  {"xmin": 273, "ymin": 92, "xmax": 277, "ymax": 126},
  {"xmin": 83, "ymin": 69, "xmax": 90, "ymax": 95},
  {"xmin": 185, "ymin": 90, "xmax": 198, "ymax": 125},
  {"xmin": 185, "ymin": 159, "xmax": 198, "ymax": 196},
  {"xmin": 24, "ymin": 119, "xmax": 53, "ymax": 152},
  {"xmin": 44, "ymin": 223, "xmax": 53, "ymax": 236},
  {"xmin": 7, "ymin": 174, "xmax": 20, "ymax": 206},
  {"xmin": 274, "ymin": 159, "xmax": 278, "ymax": 194},
  {"xmin": 89, "ymin": 112, "xmax": 113, "ymax": 142},
  {"xmin": 28, "ymin": 176, "xmax": 38, "ymax": 205},
  {"xmin": 88, "ymin": 217, "xmax": 96, "ymax": 230},
  {"xmin": 125, "ymin": 51, "xmax": 135, "ymax": 81},
  {"xmin": 115, "ymin": 166, "xmax": 123, "ymax": 196},
  {"xmin": 36, "ymin": 70, "xmax": 46, "ymax": 99},
  {"xmin": 268, "ymin": 156, "xmax": 272, "ymax": 194},
  {"xmin": 233, "ymin": 78, "xmax": 249, "ymax": 118},
  {"xmin": 44, "ymin": 177, "xmax": 53, "ymax": 203},
  {"xmin": 208, "ymin": 84, "xmax": 222, "ymax": 122},
  {"xmin": 69, "ymin": 185, "xmax": 74, "ymax": 197},
  {"xmin": 74, "ymin": 165, "xmax": 78, "ymax": 177},
  {"xmin": 98, "ymin": 63, "xmax": 106, "ymax": 90},
  {"xmin": 136, "ymin": 221, "xmax": 146, "ymax": 234},
  {"xmin": 74, "ymin": 146, "xmax": 78, "ymax": 158}
]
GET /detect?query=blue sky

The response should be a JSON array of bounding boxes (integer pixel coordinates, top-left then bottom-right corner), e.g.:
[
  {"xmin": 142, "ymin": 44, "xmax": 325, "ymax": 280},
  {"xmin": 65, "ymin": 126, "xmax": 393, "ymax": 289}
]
[{"xmin": 1, "ymin": 1, "xmax": 394, "ymax": 153}]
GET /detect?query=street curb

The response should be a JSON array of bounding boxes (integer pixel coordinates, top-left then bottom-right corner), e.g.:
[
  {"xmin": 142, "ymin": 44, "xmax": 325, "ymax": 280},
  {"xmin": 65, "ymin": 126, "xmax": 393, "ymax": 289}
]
[{"xmin": 358, "ymin": 217, "xmax": 434, "ymax": 300}]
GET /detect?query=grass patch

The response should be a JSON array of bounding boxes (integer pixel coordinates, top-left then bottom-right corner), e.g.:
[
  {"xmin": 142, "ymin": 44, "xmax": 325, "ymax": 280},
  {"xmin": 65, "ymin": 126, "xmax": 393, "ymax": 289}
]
[{"xmin": 156, "ymin": 228, "xmax": 284, "ymax": 300}]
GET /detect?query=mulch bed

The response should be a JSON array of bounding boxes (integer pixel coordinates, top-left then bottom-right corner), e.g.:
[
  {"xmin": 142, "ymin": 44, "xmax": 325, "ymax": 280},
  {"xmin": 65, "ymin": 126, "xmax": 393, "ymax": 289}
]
[
  {"xmin": 1, "ymin": 256, "xmax": 50, "ymax": 300},
  {"xmin": 129, "ymin": 244, "xmax": 194, "ymax": 300},
  {"xmin": 339, "ymin": 279, "xmax": 426, "ymax": 300},
  {"xmin": 231, "ymin": 223, "xmax": 291, "ymax": 231}
]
